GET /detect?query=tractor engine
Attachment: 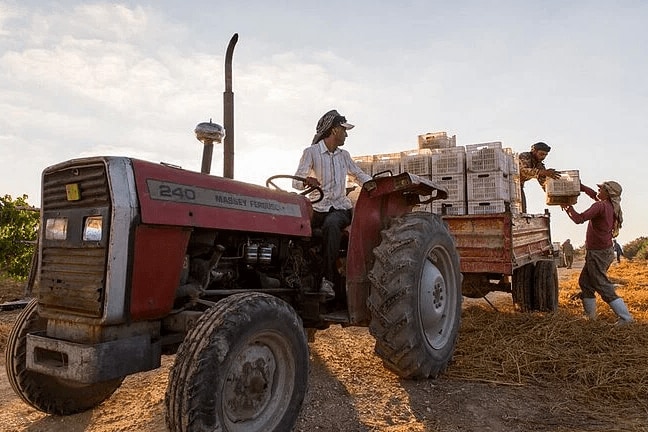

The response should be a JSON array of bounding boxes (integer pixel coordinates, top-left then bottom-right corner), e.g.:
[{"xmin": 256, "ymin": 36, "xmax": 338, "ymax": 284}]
[{"xmin": 178, "ymin": 230, "xmax": 322, "ymax": 300}]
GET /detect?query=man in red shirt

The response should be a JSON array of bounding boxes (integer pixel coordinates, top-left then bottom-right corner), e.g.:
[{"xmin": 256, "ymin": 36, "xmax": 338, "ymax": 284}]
[{"xmin": 562, "ymin": 181, "xmax": 633, "ymax": 324}]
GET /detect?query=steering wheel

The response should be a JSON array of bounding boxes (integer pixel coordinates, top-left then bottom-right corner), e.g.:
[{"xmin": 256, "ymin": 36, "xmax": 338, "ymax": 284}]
[{"xmin": 266, "ymin": 175, "xmax": 324, "ymax": 204}]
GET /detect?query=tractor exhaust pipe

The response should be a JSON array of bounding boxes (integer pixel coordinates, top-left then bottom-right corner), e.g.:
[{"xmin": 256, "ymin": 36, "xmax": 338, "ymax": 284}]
[
  {"xmin": 223, "ymin": 33, "xmax": 238, "ymax": 179},
  {"xmin": 195, "ymin": 33, "xmax": 238, "ymax": 176}
]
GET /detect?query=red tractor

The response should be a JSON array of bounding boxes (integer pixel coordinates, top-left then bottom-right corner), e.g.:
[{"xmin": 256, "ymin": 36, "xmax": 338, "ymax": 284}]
[{"xmin": 5, "ymin": 35, "xmax": 462, "ymax": 432}]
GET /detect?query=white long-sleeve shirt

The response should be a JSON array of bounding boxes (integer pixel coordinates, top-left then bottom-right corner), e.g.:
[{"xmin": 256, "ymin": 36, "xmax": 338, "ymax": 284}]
[{"xmin": 294, "ymin": 140, "xmax": 372, "ymax": 212}]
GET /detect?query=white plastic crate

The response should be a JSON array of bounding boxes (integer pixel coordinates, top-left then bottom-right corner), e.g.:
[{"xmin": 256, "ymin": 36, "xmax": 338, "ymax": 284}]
[
  {"xmin": 545, "ymin": 170, "xmax": 580, "ymax": 196},
  {"xmin": 418, "ymin": 131, "xmax": 457, "ymax": 150},
  {"xmin": 372, "ymin": 152, "xmax": 402, "ymax": 176},
  {"xmin": 352, "ymin": 155, "xmax": 373, "ymax": 176},
  {"xmin": 545, "ymin": 169, "xmax": 580, "ymax": 206},
  {"xmin": 467, "ymin": 200, "xmax": 508, "ymax": 215},
  {"xmin": 430, "ymin": 147, "xmax": 466, "ymax": 175},
  {"xmin": 432, "ymin": 174, "xmax": 466, "ymax": 201},
  {"xmin": 401, "ymin": 149, "xmax": 432, "ymax": 176},
  {"xmin": 510, "ymin": 200, "xmax": 523, "ymax": 214},
  {"xmin": 466, "ymin": 142, "xmax": 509, "ymax": 173},
  {"xmin": 509, "ymin": 174, "xmax": 521, "ymax": 202},
  {"xmin": 432, "ymin": 200, "xmax": 467, "ymax": 215},
  {"xmin": 467, "ymin": 171, "xmax": 510, "ymax": 201},
  {"xmin": 506, "ymin": 149, "xmax": 519, "ymax": 175}
]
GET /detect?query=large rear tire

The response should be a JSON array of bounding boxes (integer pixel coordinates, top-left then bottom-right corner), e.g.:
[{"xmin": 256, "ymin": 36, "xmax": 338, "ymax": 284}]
[
  {"xmin": 5, "ymin": 299, "xmax": 124, "ymax": 415},
  {"xmin": 533, "ymin": 260, "xmax": 559, "ymax": 312},
  {"xmin": 165, "ymin": 292, "xmax": 309, "ymax": 432},
  {"xmin": 367, "ymin": 212, "xmax": 462, "ymax": 379}
]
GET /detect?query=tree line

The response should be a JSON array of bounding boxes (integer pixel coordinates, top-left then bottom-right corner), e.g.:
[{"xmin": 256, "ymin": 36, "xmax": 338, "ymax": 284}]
[{"xmin": 0, "ymin": 194, "xmax": 39, "ymax": 279}]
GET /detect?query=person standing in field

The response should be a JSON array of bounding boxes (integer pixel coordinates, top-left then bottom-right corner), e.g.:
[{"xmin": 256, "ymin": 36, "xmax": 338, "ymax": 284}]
[
  {"xmin": 562, "ymin": 239, "xmax": 575, "ymax": 269},
  {"xmin": 613, "ymin": 239, "xmax": 624, "ymax": 263},
  {"xmin": 562, "ymin": 181, "xmax": 633, "ymax": 324},
  {"xmin": 518, "ymin": 142, "xmax": 561, "ymax": 212}
]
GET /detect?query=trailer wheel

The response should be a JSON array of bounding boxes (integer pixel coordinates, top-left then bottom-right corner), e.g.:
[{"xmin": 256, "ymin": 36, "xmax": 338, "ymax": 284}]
[
  {"xmin": 165, "ymin": 292, "xmax": 308, "ymax": 432},
  {"xmin": 367, "ymin": 212, "xmax": 462, "ymax": 379},
  {"xmin": 533, "ymin": 260, "xmax": 559, "ymax": 312},
  {"xmin": 5, "ymin": 299, "xmax": 124, "ymax": 415},
  {"xmin": 512, "ymin": 263, "xmax": 535, "ymax": 311}
]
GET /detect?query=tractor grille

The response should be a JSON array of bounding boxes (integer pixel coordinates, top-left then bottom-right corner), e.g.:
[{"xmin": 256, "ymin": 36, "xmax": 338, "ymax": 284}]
[
  {"xmin": 39, "ymin": 247, "xmax": 106, "ymax": 317},
  {"xmin": 42, "ymin": 163, "xmax": 110, "ymax": 210},
  {"xmin": 39, "ymin": 160, "xmax": 111, "ymax": 317}
]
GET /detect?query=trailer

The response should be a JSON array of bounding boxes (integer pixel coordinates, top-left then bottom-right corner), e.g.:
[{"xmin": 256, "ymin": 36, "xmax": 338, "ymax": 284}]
[{"xmin": 442, "ymin": 209, "xmax": 558, "ymax": 312}]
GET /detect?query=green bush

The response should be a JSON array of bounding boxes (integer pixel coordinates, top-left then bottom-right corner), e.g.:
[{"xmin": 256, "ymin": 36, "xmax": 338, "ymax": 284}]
[
  {"xmin": 0, "ymin": 194, "xmax": 39, "ymax": 279},
  {"xmin": 622, "ymin": 237, "xmax": 648, "ymax": 260}
]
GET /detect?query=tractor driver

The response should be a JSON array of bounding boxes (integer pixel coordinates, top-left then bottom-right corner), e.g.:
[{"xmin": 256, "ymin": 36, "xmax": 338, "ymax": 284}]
[{"xmin": 293, "ymin": 109, "xmax": 372, "ymax": 301}]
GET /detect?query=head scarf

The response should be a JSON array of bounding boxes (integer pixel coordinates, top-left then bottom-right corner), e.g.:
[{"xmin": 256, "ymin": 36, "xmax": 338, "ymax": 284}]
[
  {"xmin": 531, "ymin": 142, "xmax": 551, "ymax": 152},
  {"xmin": 598, "ymin": 181, "xmax": 623, "ymax": 237},
  {"xmin": 311, "ymin": 109, "xmax": 354, "ymax": 144}
]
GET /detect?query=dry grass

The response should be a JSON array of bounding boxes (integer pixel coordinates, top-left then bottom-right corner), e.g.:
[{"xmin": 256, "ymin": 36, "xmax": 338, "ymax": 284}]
[{"xmin": 448, "ymin": 259, "xmax": 648, "ymax": 420}]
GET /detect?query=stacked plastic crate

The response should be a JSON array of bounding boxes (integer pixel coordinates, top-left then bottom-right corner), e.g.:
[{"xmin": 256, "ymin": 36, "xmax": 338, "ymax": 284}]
[
  {"xmin": 465, "ymin": 142, "xmax": 518, "ymax": 214},
  {"xmin": 417, "ymin": 131, "xmax": 457, "ymax": 150},
  {"xmin": 372, "ymin": 152, "xmax": 402, "ymax": 177},
  {"xmin": 347, "ymin": 155, "xmax": 374, "ymax": 203},
  {"xmin": 401, "ymin": 149, "xmax": 433, "ymax": 211},
  {"xmin": 506, "ymin": 149, "xmax": 523, "ymax": 213},
  {"xmin": 430, "ymin": 146, "xmax": 467, "ymax": 215}
]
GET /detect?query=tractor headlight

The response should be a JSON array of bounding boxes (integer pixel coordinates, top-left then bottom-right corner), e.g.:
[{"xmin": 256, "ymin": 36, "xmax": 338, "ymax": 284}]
[
  {"xmin": 45, "ymin": 218, "xmax": 68, "ymax": 240},
  {"xmin": 83, "ymin": 216, "xmax": 103, "ymax": 242}
]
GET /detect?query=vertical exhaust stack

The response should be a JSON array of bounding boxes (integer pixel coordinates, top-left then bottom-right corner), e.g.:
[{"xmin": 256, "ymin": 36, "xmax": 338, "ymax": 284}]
[
  {"xmin": 194, "ymin": 33, "xmax": 238, "ymax": 176},
  {"xmin": 223, "ymin": 33, "xmax": 238, "ymax": 179}
]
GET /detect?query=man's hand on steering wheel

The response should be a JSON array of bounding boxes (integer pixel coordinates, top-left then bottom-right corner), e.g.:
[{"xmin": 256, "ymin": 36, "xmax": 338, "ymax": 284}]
[
  {"xmin": 303, "ymin": 176, "xmax": 320, "ymax": 188},
  {"xmin": 265, "ymin": 175, "xmax": 324, "ymax": 204}
]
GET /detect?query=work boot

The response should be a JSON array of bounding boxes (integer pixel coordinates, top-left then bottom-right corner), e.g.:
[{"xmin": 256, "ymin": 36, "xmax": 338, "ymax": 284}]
[
  {"xmin": 609, "ymin": 298, "xmax": 633, "ymax": 325},
  {"xmin": 319, "ymin": 277, "xmax": 335, "ymax": 301},
  {"xmin": 582, "ymin": 297, "xmax": 597, "ymax": 320}
]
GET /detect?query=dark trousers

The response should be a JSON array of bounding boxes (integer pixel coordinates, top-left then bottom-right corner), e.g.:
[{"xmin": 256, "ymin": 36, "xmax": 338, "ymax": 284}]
[{"xmin": 312, "ymin": 208, "xmax": 352, "ymax": 283}]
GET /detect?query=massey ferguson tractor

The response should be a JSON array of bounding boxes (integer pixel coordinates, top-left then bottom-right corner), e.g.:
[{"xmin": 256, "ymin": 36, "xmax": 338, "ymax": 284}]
[{"xmin": 5, "ymin": 35, "xmax": 463, "ymax": 432}]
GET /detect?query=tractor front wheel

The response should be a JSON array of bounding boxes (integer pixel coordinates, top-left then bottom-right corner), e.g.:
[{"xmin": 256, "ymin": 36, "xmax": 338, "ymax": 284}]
[
  {"xmin": 165, "ymin": 292, "xmax": 309, "ymax": 432},
  {"xmin": 5, "ymin": 299, "xmax": 124, "ymax": 415}
]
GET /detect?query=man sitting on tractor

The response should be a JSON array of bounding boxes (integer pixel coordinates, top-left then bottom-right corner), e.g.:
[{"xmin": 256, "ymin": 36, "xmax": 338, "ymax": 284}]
[{"xmin": 293, "ymin": 109, "xmax": 372, "ymax": 300}]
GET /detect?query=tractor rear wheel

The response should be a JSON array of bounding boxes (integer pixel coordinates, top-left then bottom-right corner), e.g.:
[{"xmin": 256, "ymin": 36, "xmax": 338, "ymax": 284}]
[
  {"xmin": 165, "ymin": 292, "xmax": 309, "ymax": 432},
  {"xmin": 5, "ymin": 299, "xmax": 124, "ymax": 415},
  {"xmin": 368, "ymin": 212, "xmax": 462, "ymax": 379}
]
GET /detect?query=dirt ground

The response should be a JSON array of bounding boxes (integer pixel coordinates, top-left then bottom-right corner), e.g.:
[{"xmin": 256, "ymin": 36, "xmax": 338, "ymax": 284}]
[{"xmin": 0, "ymin": 259, "xmax": 645, "ymax": 432}]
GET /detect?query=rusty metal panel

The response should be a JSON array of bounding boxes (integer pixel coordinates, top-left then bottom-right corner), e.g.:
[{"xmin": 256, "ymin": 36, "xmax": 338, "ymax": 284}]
[
  {"xmin": 443, "ymin": 212, "xmax": 553, "ymax": 276},
  {"xmin": 511, "ymin": 214, "xmax": 554, "ymax": 267},
  {"xmin": 443, "ymin": 214, "xmax": 513, "ymax": 274}
]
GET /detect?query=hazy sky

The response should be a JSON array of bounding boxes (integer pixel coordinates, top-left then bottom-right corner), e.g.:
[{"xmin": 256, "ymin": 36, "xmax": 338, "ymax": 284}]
[{"xmin": 1, "ymin": 1, "xmax": 646, "ymax": 246}]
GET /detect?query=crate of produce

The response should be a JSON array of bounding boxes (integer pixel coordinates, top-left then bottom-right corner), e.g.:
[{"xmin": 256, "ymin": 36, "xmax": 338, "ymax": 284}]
[
  {"xmin": 430, "ymin": 147, "xmax": 466, "ymax": 175},
  {"xmin": 432, "ymin": 200, "xmax": 467, "ymax": 216},
  {"xmin": 372, "ymin": 152, "xmax": 402, "ymax": 176},
  {"xmin": 466, "ymin": 142, "xmax": 509, "ymax": 173},
  {"xmin": 467, "ymin": 171, "xmax": 510, "ymax": 201},
  {"xmin": 401, "ymin": 149, "xmax": 432, "ymax": 176},
  {"xmin": 545, "ymin": 170, "xmax": 580, "ymax": 196},
  {"xmin": 545, "ymin": 170, "xmax": 580, "ymax": 206},
  {"xmin": 432, "ymin": 174, "xmax": 466, "ymax": 201},
  {"xmin": 418, "ymin": 131, "xmax": 456, "ymax": 150},
  {"xmin": 467, "ymin": 200, "xmax": 509, "ymax": 215}
]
